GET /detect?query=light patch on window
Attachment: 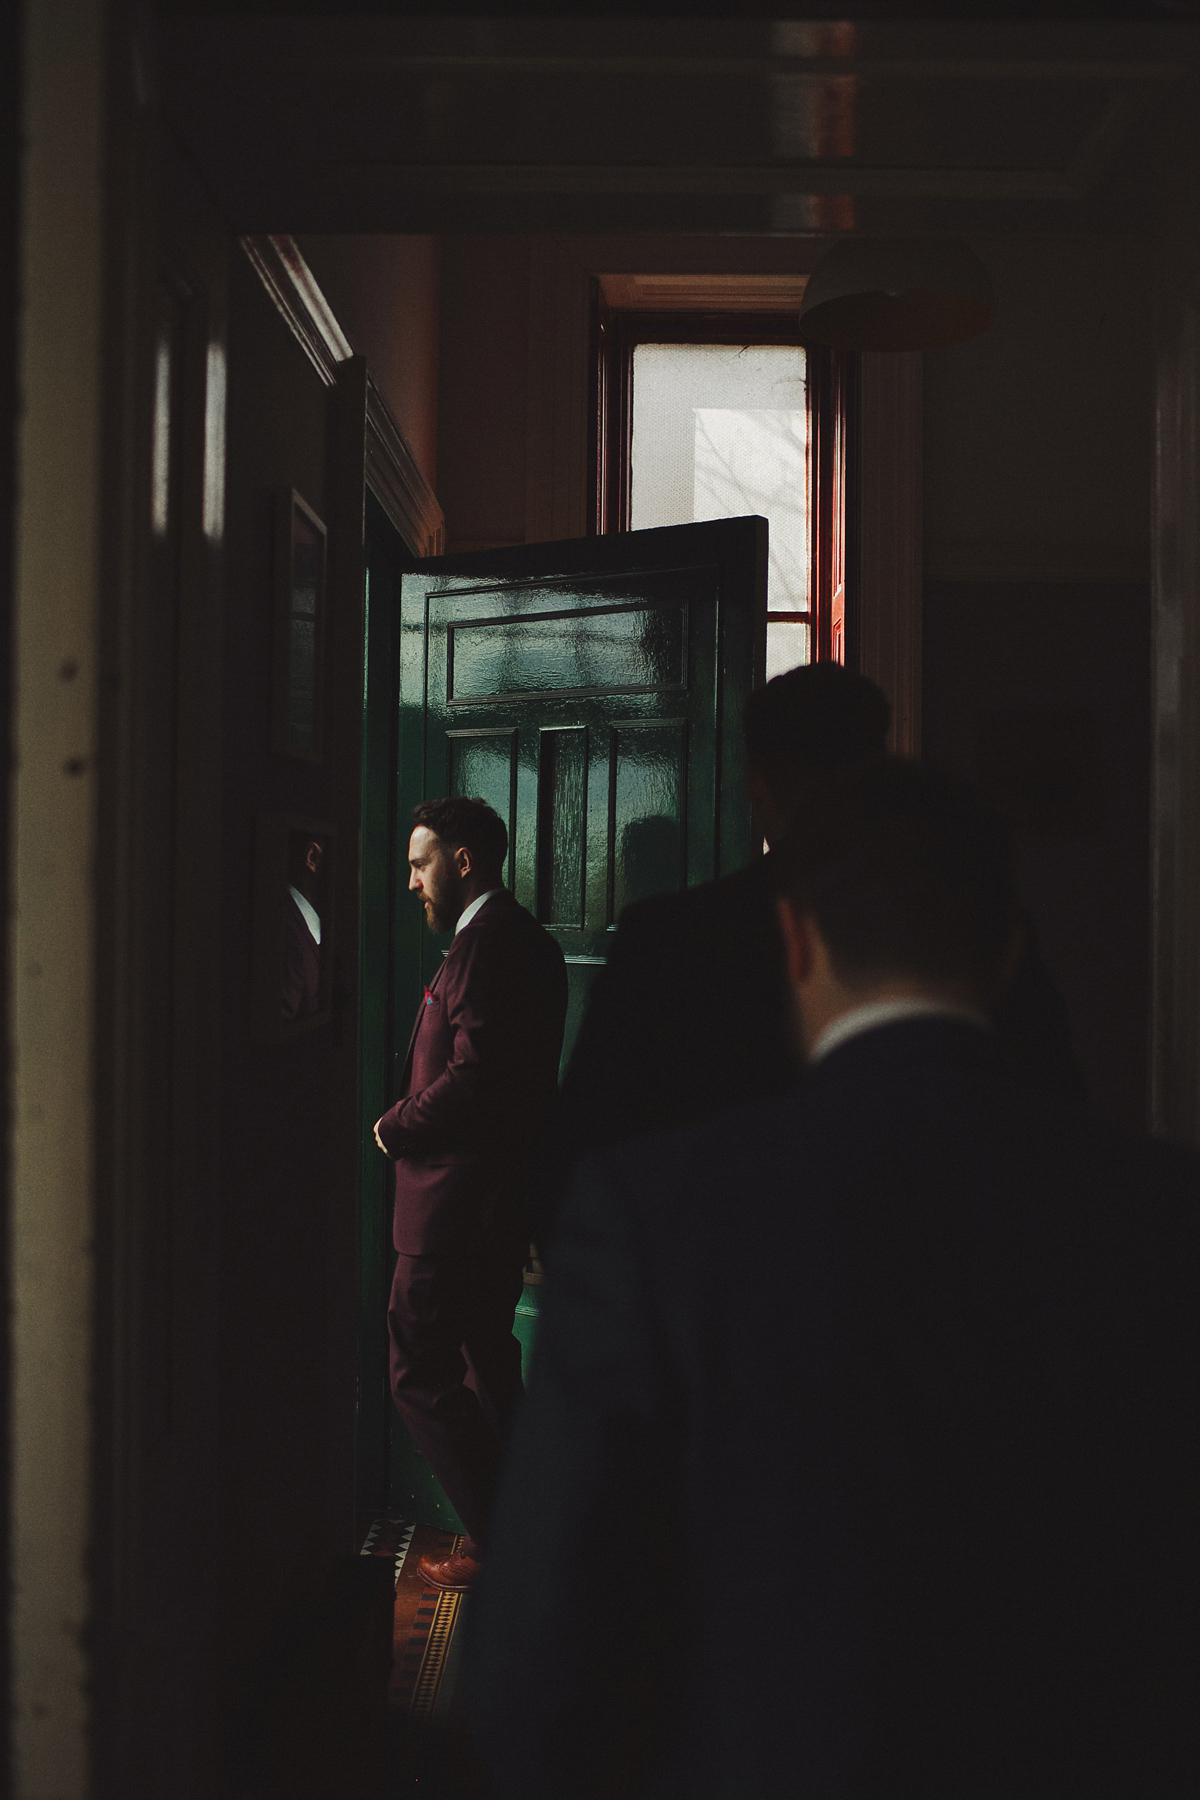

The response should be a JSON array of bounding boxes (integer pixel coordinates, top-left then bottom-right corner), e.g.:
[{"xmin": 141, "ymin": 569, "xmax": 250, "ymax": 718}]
[
  {"xmin": 630, "ymin": 342, "xmax": 811, "ymax": 677},
  {"xmin": 693, "ymin": 408, "xmax": 808, "ymax": 613}
]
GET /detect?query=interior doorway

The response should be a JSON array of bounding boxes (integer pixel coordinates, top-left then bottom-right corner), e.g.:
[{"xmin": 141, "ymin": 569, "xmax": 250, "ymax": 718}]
[{"xmin": 358, "ymin": 508, "xmax": 768, "ymax": 1526}]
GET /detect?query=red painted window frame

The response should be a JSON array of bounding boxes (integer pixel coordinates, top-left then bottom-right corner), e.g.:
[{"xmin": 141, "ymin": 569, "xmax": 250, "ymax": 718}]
[
  {"xmin": 589, "ymin": 293, "xmax": 855, "ymax": 666},
  {"xmin": 806, "ymin": 342, "xmax": 856, "ymax": 667}
]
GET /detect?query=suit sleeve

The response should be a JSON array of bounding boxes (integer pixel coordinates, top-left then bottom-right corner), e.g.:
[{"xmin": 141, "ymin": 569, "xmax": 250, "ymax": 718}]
[
  {"xmin": 374, "ymin": 932, "xmax": 517, "ymax": 1157},
  {"xmin": 463, "ymin": 1154, "xmax": 685, "ymax": 1800}
]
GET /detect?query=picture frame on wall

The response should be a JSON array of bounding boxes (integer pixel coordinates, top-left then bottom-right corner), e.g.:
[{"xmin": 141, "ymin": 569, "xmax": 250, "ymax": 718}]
[
  {"xmin": 273, "ymin": 488, "xmax": 327, "ymax": 762},
  {"xmin": 251, "ymin": 811, "xmax": 336, "ymax": 1041}
]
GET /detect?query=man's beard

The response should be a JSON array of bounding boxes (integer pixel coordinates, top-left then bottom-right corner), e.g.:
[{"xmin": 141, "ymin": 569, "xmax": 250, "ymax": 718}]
[{"xmin": 423, "ymin": 892, "xmax": 460, "ymax": 934}]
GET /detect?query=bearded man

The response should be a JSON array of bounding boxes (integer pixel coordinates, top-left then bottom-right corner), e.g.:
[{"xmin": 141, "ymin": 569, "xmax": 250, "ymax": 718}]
[{"xmin": 373, "ymin": 796, "xmax": 567, "ymax": 1591}]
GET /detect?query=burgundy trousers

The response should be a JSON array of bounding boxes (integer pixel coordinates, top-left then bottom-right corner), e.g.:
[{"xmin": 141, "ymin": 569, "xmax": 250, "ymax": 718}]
[{"xmin": 387, "ymin": 1245, "xmax": 526, "ymax": 1555}]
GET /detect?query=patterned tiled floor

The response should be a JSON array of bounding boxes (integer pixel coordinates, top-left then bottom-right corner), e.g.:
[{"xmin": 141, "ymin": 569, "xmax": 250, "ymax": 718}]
[{"xmin": 359, "ymin": 1515, "xmax": 489, "ymax": 1795}]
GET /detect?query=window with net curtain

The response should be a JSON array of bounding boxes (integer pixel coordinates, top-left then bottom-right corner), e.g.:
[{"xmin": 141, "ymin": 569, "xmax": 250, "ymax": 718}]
[{"xmin": 629, "ymin": 344, "xmax": 809, "ymax": 678}]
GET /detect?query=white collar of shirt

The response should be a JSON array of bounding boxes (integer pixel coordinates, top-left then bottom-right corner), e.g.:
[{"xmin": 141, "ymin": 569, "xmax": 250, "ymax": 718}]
[
  {"xmin": 288, "ymin": 885, "xmax": 321, "ymax": 946},
  {"xmin": 455, "ymin": 888, "xmax": 502, "ymax": 935},
  {"xmin": 809, "ymin": 997, "xmax": 989, "ymax": 1066}
]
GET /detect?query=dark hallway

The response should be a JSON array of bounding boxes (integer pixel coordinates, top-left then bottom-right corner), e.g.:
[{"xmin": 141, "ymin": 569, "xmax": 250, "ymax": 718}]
[{"xmin": 5, "ymin": 5, "xmax": 1200, "ymax": 1795}]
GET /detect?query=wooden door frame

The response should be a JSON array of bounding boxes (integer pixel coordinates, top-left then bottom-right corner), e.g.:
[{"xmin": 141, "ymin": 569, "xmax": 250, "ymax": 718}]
[
  {"xmin": 240, "ymin": 236, "xmax": 447, "ymax": 1523},
  {"xmin": 1151, "ymin": 233, "xmax": 1200, "ymax": 1143},
  {"xmin": 856, "ymin": 351, "xmax": 923, "ymax": 756},
  {"xmin": 587, "ymin": 303, "xmax": 921, "ymax": 722},
  {"xmin": 805, "ymin": 341, "xmax": 854, "ymax": 669},
  {"xmin": 591, "ymin": 306, "xmax": 805, "ymax": 539}
]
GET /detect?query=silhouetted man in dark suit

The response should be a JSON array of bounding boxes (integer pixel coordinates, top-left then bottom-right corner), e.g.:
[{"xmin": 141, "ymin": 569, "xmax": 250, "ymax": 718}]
[
  {"xmin": 555, "ymin": 664, "xmax": 1084, "ymax": 1190},
  {"xmin": 373, "ymin": 797, "xmax": 567, "ymax": 1591},
  {"xmin": 556, "ymin": 665, "xmax": 888, "ymax": 1163},
  {"xmin": 467, "ymin": 760, "xmax": 1196, "ymax": 1799}
]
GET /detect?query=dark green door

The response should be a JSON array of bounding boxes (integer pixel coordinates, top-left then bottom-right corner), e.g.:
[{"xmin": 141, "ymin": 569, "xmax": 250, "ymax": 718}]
[
  {"xmin": 396, "ymin": 516, "xmax": 767, "ymax": 1070},
  {"xmin": 364, "ymin": 514, "xmax": 766, "ymax": 1525}
]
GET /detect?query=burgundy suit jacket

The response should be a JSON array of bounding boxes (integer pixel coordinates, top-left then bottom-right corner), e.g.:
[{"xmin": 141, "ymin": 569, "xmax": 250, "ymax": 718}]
[{"xmin": 377, "ymin": 890, "xmax": 568, "ymax": 1256}]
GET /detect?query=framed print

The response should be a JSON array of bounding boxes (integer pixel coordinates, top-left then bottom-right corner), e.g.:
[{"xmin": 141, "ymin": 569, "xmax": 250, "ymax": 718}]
[
  {"xmin": 273, "ymin": 488, "xmax": 327, "ymax": 762},
  {"xmin": 251, "ymin": 812, "xmax": 336, "ymax": 1041}
]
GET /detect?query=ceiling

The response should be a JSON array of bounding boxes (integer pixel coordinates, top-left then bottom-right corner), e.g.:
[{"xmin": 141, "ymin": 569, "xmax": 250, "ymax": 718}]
[{"xmin": 158, "ymin": 15, "xmax": 1199, "ymax": 236}]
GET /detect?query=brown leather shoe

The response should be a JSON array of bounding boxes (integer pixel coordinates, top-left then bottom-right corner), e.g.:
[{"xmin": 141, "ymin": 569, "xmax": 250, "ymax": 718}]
[{"xmin": 418, "ymin": 1546, "xmax": 482, "ymax": 1591}]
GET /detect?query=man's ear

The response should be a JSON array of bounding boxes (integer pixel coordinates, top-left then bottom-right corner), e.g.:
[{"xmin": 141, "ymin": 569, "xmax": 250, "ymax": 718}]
[
  {"xmin": 454, "ymin": 843, "xmax": 473, "ymax": 880},
  {"xmin": 775, "ymin": 897, "xmax": 817, "ymax": 988}
]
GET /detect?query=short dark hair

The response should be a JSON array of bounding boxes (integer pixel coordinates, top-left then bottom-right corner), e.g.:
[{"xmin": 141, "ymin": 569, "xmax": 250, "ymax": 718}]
[
  {"xmin": 774, "ymin": 758, "xmax": 1015, "ymax": 997},
  {"xmin": 743, "ymin": 664, "xmax": 891, "ymax": 806},
  {"xmin": 412, "ymin": 796, "xmax": 508, "ymax": 876}
]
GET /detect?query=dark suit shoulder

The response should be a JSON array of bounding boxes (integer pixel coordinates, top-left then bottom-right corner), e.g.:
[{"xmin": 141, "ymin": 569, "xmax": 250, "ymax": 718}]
[
  {"xmin": 613, "ymin": 859, "xmax": 773, "ymax": 954},
  {"xmin": 597, "ymin": 1018, "xmax": 1200, "ymax": 1254},
  {"xmin": 582, "ymin": 1078, "xmax": 803, "ymax": 1241},
  {"xmin": 583, "ymin": 1021, "xmax": 1013, "ymax": 1238},
  {"xmin": 555, "ymin": 857, "xmax": 792, "ymax": 1155}
]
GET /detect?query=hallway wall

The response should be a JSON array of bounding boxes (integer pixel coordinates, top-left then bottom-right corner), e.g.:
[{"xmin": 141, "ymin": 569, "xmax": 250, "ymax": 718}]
[
  {"xmin": 922, "ymin": 233, "xmax": 1154, "ymax": 1127},
  {"xmin": 0, "ymin": 0, "xmax": 19, "ymax": 1781},
  {"xmin": 437, "ymin": 234, "xmax": 532, "ymax": 552},
  {"xmin": 300, "ymin": 234, "xmax": 441, "ymax": 490},
  {"xmin": 211, "ymin": 248, "xmax": 365, "ymax": 1769},
  {"xmin": 9, "ymin": 0, "xmax": 106, "ymax": 1785},
  {"xmin": 924, "ymin": 234, "xmax": 1152, "ymax": 577}
]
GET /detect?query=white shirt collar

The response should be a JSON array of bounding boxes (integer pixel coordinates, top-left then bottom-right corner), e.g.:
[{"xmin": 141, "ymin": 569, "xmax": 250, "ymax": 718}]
[
  {"xmin": 288, "ymin": 885, "xmax": 321, "ymax": 946},
  {"xmin": 455, "ymin": 888, "xmax": 501, "ymax": 935},
  {"xmin": 809, "ymin": 998, "xmax": 989, "ymax": 1066}
]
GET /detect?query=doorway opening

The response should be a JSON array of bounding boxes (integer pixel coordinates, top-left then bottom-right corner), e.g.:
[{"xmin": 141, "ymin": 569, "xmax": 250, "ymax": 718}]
[{"xmin": 359, "ymin": 504, "xmax": 767, "ymax": 1534}]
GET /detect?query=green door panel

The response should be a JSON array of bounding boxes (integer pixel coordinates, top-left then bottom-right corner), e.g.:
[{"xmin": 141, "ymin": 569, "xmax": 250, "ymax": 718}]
[{"xmin": 397, "ymin": 516, "xmax": 767, "ymax": 1077}]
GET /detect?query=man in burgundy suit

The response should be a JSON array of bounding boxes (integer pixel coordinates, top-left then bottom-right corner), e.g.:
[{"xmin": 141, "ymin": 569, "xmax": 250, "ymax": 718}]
[{"xmin": 373, "ymin": 796, "xmax": 567, "ymax": 1591}]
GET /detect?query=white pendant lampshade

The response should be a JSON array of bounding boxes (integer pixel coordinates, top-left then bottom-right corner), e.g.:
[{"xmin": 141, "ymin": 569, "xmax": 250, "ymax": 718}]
[{"xmin": 799, "ymin": 238, "xmax": 994, "ymax": 351}]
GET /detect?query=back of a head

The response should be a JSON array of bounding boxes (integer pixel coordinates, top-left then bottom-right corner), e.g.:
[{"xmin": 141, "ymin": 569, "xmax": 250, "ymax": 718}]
[
  {"xmin": 742, "ymin": 664, "xmax": 891, "ymax": 808},
  {"xmin": 775, "ymin": 757, "xmax": 1015, "ymax": 1001},
  {"xmin": 412, "ymin": 795, "xmax": 509, "ymax": 879}
]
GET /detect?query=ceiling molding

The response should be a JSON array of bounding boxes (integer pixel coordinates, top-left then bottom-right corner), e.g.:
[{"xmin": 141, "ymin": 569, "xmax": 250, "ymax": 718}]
[
  {"xmin": 365, "ymin": 378, "xmax": 445, "ymax": 557},
  {"xmin": 240, "ymin": 234, "xmax": 351, "ymax": 385},
  {"xmin": 597, "ymin": 272, "xmax": 809, "ymax": 311},
  {"xmin": 323, "ymin": 54, "xmax": 1188, "ymax": 84},
  {"xmin": 338, "ymin": 163, "xmax": 1085, "ymax": 202},
  {"xmin": 240, "ymin": 234, "xmax": 444, "ymax": 557}
]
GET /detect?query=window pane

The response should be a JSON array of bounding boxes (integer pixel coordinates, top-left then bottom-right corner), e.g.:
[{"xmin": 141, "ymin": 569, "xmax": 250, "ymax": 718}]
[
  {"xmin": 766, "ymin": 618, "xmax": 810, "ymax": 680},
  {"xmin": 630, "ymin": 343, "xmax": 809, "ymax": 620}
]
